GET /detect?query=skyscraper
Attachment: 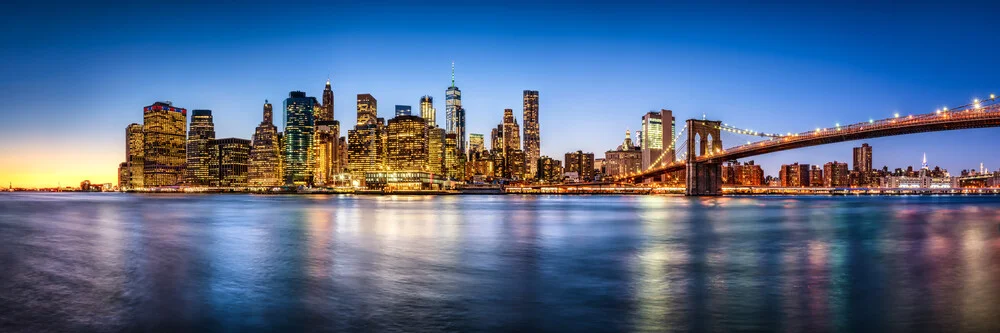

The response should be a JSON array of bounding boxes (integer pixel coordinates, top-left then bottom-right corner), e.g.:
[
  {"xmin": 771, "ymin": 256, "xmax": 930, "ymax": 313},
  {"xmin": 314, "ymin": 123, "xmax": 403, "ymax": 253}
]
[
  {"xmin": 313, "ymin": 120, "xmax": 340, "ymax": 186},
  {"xmin": 469, "ymin": 133, "xmax": 485, "ymax": 154},
  {"xmin": 659, "ymin": 109, "xmax": 676, "ymax": 164},
  {"xmin": 386, "ymin": 115, "xmax": 428, "ymax": 171},
  {"xmin": 427, "ymin": 127, "xmax": 446, "ymax": 175},
  {"xmin": 347, "ymin": 123, "xmax": 385, "ymax": 185},
  {"xmin": 853, "ymin": 143, "xmax": 872, "ymax": 172},
  {"xmin": 125, "ymin": 123, "xmax": 144, "ymax": 189},
  {"xmin": 142, "ymin": 101, "xmax": 187, "ymax": 187},
  {"xmin": 420, "ymin": 95, "xmax": 436, "ymax": 127},
  {"xmin": 356, "ymin": 94, "xmax": 377, "ymax": 126},
  {"xmin": 249, "ymin": 100, "xmax": 282, "ymax": 187},
  {"xmin": 318, "ymin": 79, "xmax": 334, "ymax": 122},
  {"xmin": 445, "ymin": 62, "xmax": 462, "ymax": 137},
  {"xmin": 209, "ymin": 138, "xmax": 251, "ymax": 187},
  {"xmin": 185, "ymin": 109, "xmax": 215, "ymax": 186},
  {"xmin": 283, "ymin": 91, "xmax": 317, "ymax": 185},
  {"xmin": 502, "ymin": 109, "xmax": 520, "ymax": 152},
  {"xmin": 455, "ymin": 106, "xmax": 466, "ymax": 155},
  {"xmin": 641, "ymin": 111, "xmax": 663, "ymax": 170},
  {"xmin": 395, "ymin": 105, "xmax": 412, "ymax": 117},
  {"xmin": 522, "ymin": 90, "xmax": 540, "ymax": 178}
]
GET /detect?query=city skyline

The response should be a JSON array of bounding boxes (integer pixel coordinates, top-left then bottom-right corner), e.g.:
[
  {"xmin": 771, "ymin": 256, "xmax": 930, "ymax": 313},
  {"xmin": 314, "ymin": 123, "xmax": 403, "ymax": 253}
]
[{"xmin": 3, "ymin": 2, "xmax": 1000, "ymax": 187}]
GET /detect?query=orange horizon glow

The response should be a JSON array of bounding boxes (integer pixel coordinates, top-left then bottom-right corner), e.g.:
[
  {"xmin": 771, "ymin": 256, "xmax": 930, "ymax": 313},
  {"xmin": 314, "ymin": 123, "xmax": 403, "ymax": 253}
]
[{"xmin": 0, "ymin": 146, "xmax": 119, "ymax": 188}]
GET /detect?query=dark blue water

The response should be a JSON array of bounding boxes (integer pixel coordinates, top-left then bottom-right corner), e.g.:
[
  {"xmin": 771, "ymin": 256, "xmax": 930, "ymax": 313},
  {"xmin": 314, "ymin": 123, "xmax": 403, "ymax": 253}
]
[{"xmin": 1, "ymin": 193, "xmax": 998, "ymax": 332}]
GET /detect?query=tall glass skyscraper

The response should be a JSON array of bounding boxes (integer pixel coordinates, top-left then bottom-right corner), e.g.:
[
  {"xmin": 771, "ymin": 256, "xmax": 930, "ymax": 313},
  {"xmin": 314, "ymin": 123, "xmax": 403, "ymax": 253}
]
[
  {"xmin": 522, "ymin": 90, "xmax": 540, "ymax": 177},
  {"xmin": 283, "ymin": 91, "xmax": 317, "ymax": 185},
  {"xmin": 445, "ymin": 62, "xmax": 464, "ymax": 152},
  {"xmin": 142, "ymin": 101, "xmax": 187, "ymax": 187},
  {"xmin": 186, "ymin": 109, "xmax": 215, "ymax": 186},
  {"xmin": 395, "ymin": 105, "xmax": 412, "ymax": 117}
]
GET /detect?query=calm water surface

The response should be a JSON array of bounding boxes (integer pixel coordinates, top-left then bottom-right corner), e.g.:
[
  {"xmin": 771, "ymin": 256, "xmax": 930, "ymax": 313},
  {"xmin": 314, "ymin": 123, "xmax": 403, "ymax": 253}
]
[{"xmin": 1, "ymin": 193, "xmax": 999, "ymax": 332}]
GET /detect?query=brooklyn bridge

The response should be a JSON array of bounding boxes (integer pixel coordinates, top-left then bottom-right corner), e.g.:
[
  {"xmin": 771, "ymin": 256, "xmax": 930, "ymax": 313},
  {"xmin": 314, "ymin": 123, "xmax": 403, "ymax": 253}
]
[{"xmin": 618, "ymin": 95, "xmax": 1000, "ymax": 195}]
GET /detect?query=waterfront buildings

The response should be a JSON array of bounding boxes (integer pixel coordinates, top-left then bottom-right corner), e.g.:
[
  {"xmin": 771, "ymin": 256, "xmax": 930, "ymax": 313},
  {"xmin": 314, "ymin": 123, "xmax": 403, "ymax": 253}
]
[
  {"xmin": 283, "ymin": 91, "xmax": 318, "ymax": 185},
  {"xmin": 386, "ymin": 115, "xmax": 428, "ymax": 172},
  {"xmin": 185, "ymin": 109, "xmax": 215, "ymax": 186},
  {"xmin": 779, "ymin": 163, "xmax": 810, "ymax": 187},
  {"xmin": 823, "ymin": 161, "xmax": 850, "ymax": 187},
  {"xmin": 347, "ymin": 121, "xmax": 385, "ymax": 186},
  {"xmin": 249, "ymin": 101, "xmax": 282, "ymax": 187},
  {"xmin": 142, "ymin": 101, "xmax": 187, "ymax": 187},
  {"xmin": 810, "ymin": 165, "xmax": 824, "ymax": 187},
  {"xmin": 721, "ymin": 160, "xmax": 764, "ymax": 186},
  {"xmin": 209, "ymin": 138, "xmax": 251, "ymax": 187},
  {"xmin": 853, "ymin": 143, "xmax": 873, "ymax": 172},
  {"xmin": 522, "ymin": 90, "xmax": 540, "ymax": 177},
  {"xmin": 445, "ymin": 133, "xmax": 463, "ymax": 179},
  {"xmin": 427, "ymin": 127, "xmax": 446, "ymax": 176},
  {"xmin": 604, "ymin": 130, "xmax": 642, "ymax": 178},
  {"xmin": 419, "ymin": 95, "xmax": 436, "ymax": 127},
  {"xmin": 640, "ymin": 112, "xmax": 662, "ymax": 171},
  {"xmin": 124, "ymin": 123, "xmax": 144, "ymax": 189},
  {"xmin": 537, "ymin": 156, "xmax": 563, "ymax": 182},
  {"xmin": 565, "ymin": 150, "xmax": 596, "ymax": 181},
  {"xmin": 469, "ymin": 133, "xmax": 485, "ymax": 154},
  {"xmin": 395, "ymin": 105, "xmax": 411, "ymax": 117}
]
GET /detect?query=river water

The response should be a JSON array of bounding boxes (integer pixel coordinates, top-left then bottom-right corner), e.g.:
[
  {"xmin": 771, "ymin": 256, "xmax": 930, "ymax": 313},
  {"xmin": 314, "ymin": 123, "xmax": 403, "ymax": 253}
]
[{"xmin": 1, "ymin": 193, "xmax": 998, "ymax": 332}]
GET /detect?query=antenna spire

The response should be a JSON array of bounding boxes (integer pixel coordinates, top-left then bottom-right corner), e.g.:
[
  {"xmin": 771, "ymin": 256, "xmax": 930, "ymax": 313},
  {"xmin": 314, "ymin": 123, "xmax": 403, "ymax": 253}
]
[{"xmin": 451, "ymin": 61, "xmax": 455, "ymax": 87}]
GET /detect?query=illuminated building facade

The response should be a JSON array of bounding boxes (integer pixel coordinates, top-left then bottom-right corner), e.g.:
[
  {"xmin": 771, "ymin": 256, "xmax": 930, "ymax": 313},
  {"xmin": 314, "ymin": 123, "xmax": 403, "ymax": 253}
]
[
  {"xmin": 357, "ymin": 93, "xmax": 377, "ymax": 126},
  {"xmin": 779, "ymin": 163, "xmax": 810, "ymax": 187},
  {"xmin": 641, "ymin": 111, "xmax": 662, "ymax": 170},
  {"xmin": 722, "ymin": 161, "xmax": 764, "ymax": 186},
  {"xmin": 502, "ymin": 109, "xmax": 520, "ymax": 153},
  {"xmin": 348, "ymin": 121, "xmax": 385, "ymax": 186},
  {"xmin": 445, "ymin": 133, "xmax": 463, "ymax": 179},
  {"xmin": 142, "ymin": 101, "xmax": 187, "ymax": 187},
  {"xmin": 125, "ymin": 123, "xmax": 144, "ymax": 189},
  {"xmin": 313, "ymin": 120, "xmax": 340, "ymax": 186},
  {"xmin": 823, "ymin": 161, "xmax": 850, "ymax": 187},
  {"xmin": 445, "ymin": 62, "xmax": 464, "ymax": 152},
  {"xmin": 364, "ymin": 171, "xmax": 455, "ymax": 191},
  {"xmin": 522, "ymin": 90, "xmax": 540, "ymax": 177},
  {"xmin": 467, "ymin": 150, "xmax": 493, "ymax": 178},
  {"xmin": 506, "ymin": 149, "xmax": 526, "ymax": 180},
  {"xmin": 564, "ymin": 151, "xmax": 595, "ymax": 181},
  {"xmin": 419, "ymin": 95, "xmax": 436, "ymax": 127},
  {"xmin": 427, "ymin": 127, "xmax": 446, "ymax": 175},
  {"xmin": 117, "ymin": 162, "xmax": 128, "ymax": 189},
  {"xmin": 810, "ymin": 165, "xmax": 825, "ymax": 187},
  {"xmin": 395, "ymin": 105, "xmax": 411, "ymax": 117},
  {"xmin": 209, "ymin": 138, "xmax": 250, "ymax": 187},
  {"xmin": 386, "ymin": 115, "xmax": 428, "ymax": 172},
  {"xmin": 604, "ymin": 130, "xmax": 642, "ymax": 178},
  {"xmin": 185, "ymin": 109, "xmax": 215, "ymax": 186},
  {"xmin": 469, "ymin": 133, "xmax": 485, "ymax": 154},
  {"xmin": 249, "ymin": 101, "xmax": 282, "ymax": 186},
  {"xmin": 337, "ymin": 136, "xmax": 347, "ymax": 174},
  {"xmin": 283, "ymin": 91, "xmax": 318, "ymax": 185},
  {"xmin": 853, "ymin": 143, "xmax": 873, "ymax": 172},
  {"xmin": 536, "ymin": 156, "xmax": 563, "ymax": 182}
]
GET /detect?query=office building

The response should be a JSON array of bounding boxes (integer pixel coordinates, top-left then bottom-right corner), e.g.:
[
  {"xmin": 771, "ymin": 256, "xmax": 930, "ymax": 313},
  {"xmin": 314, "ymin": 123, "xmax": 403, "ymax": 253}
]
[
  {"xmin": 641, "ymin": 111, "xmax": 663, "ymax": 170},
  {"xmin": 125, "ymin": 123, "xmax": 144, "ymax": 189},
  {"xmin": 427, "ymin": 127, "xmax": 446, "ymax": 175},
  {"xmin": 143, "ymin": 101, "xmax": 187, "ymax": 187},
  {"xmin": 283, "ymin": 91, "xmax": 318, "ymax": 185},
  {"xmin": 469, "ymin": 133, "xmax": 485, "ymax": 154},
  {"xmin": 249, "ymin": 101, "xmax": 282, "ymax": 187},
  {"xmin": 313, "ymin": 120, "xmax": 340, "ymax": 186},
  {"xmin": 356, "ymin": 93, "xmax": 377, "ymax": 126},
  {"xmin": 185, "ymin": 109, "xmax": 215, "ymax": 186},
  {"xmin": 395, "ymin": 105, "xmax": 412, "ymax": 117},
  {"xmin": 522, "ymin": 90, "xmax": 540, "ymax": 178},
  {"xmin": 209, "ymin": 138, "xmax": 250, "ymax": 187},
  {"xmin": 445, "ymin": 62, "xmax": 463, "ymax": 148},
  {"xmin": 419, "ymin": 95, "xmax": 436, "ymax": 127},
  {"xmin": 537, "ymin": 156, "xmax": 563, "ymax": 182},
  {"xmin": 506, "ymin": 149, "xmax": 526, "ymax": 180},
  {"xmin": 386, "ymin": 115, "xmax": 428, "ymax": 172},
  {"xmin": 502, "ymin": 109, "xmax": 521, "ymax": 152}
]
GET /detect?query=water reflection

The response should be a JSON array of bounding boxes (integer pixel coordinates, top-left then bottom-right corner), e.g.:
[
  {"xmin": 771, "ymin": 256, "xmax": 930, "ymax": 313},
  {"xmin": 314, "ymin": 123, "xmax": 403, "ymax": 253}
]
[{"xmin": 0, "ymin": 194, "xmax": 999, "ymax": 332}]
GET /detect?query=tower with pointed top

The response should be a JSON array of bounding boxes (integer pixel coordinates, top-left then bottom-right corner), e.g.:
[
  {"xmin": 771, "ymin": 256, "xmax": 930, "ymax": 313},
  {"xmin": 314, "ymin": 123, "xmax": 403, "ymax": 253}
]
[
  {"xmin": 319, "ymin": 79, "xmax": 334, "ymax": 122},
  {"xmin": 445, "ymin": 62, "xmax": 465, "ymax": 154},
  {"xmin": 249, "ymin": 100, "xmax": 282, "ymax": 186}
]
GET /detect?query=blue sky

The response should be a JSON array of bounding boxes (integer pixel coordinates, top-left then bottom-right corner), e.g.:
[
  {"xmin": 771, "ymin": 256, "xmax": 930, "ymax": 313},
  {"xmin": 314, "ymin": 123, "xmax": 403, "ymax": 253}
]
[{"xmin": 2, "ymin": 1, "xmax": 999, "ymax": 186}]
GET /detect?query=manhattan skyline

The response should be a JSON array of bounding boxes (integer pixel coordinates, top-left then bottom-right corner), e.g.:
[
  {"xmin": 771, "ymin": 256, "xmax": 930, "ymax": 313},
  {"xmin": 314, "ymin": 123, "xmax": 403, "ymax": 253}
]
[{"xmin": 3, "ymin": 2, "xmax": 1000, "ymax": 187}]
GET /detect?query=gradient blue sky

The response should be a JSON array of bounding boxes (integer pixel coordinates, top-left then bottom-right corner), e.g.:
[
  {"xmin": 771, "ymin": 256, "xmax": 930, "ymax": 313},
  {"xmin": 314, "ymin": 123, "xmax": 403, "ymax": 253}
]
[{"xmin": 2, "ymin": 1, "xmax": 999, "ymax": 186}]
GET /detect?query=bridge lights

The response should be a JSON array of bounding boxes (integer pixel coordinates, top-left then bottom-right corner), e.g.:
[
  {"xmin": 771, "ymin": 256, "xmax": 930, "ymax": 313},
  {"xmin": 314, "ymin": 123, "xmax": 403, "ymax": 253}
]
[
  {"xmin": 869, "ymin": 118, "xmax": 874, "ymax": 123},
  {"xmin": 894, "ymin": 112, "xmax": 900, "ymax": 118}
]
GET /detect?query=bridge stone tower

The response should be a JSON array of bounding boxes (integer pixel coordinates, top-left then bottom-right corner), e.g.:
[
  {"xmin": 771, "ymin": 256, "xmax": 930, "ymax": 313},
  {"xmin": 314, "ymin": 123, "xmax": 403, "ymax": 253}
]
[{"xmin": 685, "ymin": 119, "xmax": 724, "ymax": 196}]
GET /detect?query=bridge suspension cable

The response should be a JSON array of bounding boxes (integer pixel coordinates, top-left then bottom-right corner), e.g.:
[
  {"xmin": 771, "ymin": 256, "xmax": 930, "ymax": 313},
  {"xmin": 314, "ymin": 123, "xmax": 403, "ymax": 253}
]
[{"xmin": 644, "ymin": 123, "xmax": 687, "ymax": 171}]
